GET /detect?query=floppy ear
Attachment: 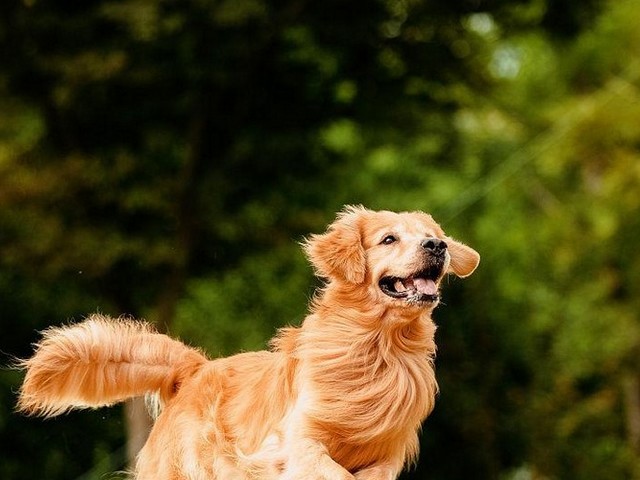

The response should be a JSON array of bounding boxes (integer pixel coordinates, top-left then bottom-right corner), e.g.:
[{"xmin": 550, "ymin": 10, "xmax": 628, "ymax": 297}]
[
  {"xmin": 446, "ymin": 238, "xmax": 480, "ymax": 278},
  {"xmin": 303, "ymin": 206, "xmax": 367, "ymax": 284}
]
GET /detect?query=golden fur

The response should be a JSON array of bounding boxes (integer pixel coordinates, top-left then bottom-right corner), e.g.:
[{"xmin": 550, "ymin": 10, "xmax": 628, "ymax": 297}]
[{"xmin": 17, "ymin": 206, "xmax": 479, "ymax": 480}]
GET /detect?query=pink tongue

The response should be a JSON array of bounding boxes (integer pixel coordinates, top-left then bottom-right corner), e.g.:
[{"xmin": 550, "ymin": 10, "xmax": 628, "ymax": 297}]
[{"xmin": 414, "ymin": 278, "xmax": 437, "ymax": 295}]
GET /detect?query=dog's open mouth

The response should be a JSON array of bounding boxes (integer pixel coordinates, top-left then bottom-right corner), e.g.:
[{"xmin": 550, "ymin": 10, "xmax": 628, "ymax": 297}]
[{"xmin": 379, "ymin": 269, "xmax": 442, "ymax": 304}]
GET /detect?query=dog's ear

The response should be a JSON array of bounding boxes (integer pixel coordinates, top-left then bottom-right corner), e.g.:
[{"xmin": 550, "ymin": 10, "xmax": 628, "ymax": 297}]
[
  {"xmin": 303, "ymin": 206, "xmax": 367, "ymax": 284},
  {"xmin": 446, "ymin": 238, "xmax": 480, "ymax": 278}
]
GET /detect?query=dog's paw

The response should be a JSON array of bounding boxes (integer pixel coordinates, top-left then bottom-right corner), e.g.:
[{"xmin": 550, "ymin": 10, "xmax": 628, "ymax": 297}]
[
  {"xmin": 279, "ymin": 454, "xmax": 355, "ymax": 480},
  {"xmin": 279, "ymin": 437, "xmax": 355, "ymax": 480},
  {"xmin": 280, "ymin": 464, "xmax": 355, "ymax": 480},
  {"xmin": 353, "ymin": 464, "xmax": 397, "ymax": 480},
  {"xmin": 278, "ymin": 470, "xmax": 355, "ymax": 480},
  {"xmin": 280, "ymin": 471, "xmax": 354, "ymax": 480}
]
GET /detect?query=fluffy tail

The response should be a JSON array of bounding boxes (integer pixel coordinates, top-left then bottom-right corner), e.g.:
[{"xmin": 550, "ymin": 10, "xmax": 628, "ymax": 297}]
[{"xmin": 17, "ymin": 314, "xmax": 207, "ymax": 417}]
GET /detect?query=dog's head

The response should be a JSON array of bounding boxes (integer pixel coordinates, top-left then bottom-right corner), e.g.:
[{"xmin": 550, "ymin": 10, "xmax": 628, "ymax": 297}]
[{"xmin": 304, "ymin": 206, "xmax": 479, "ymax": 309}]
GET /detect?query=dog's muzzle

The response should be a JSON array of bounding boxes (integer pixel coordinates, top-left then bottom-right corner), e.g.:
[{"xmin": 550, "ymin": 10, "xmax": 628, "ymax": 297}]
[{"xmin": 378, "ymin": 238, "xmax": 447, "ymax": 305}]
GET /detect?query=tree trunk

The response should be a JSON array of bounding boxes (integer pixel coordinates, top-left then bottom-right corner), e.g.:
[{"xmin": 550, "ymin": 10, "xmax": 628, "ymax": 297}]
[
  {"xmin": 122, "ymin": 99, "xmax": 209, "ymax": 471},
  {"xmin": 125, "ymin": 398, "xmax": 154, "ymax": 468},
  {"xmin": 623, "ymin": 373, "xmax": 640, "ymax": 454}
]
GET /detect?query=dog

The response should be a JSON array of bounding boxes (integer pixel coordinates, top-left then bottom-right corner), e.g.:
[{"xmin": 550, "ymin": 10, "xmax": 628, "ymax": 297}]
[{"xmin": 17, "ymin": 206, "xmax": 479, "ymax": 479}]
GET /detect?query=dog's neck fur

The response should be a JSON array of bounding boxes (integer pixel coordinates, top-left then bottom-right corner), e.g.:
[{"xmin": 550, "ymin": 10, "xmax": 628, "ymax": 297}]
[{"xmin": 275, "ymin": 282, "xmax": 439, "ymax": 471}]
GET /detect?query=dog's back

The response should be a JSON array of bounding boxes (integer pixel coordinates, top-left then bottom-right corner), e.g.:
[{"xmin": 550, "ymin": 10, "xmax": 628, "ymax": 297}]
[{"xmin": 17, "ymin": 314, "xmax": 207, "ymax": 417}]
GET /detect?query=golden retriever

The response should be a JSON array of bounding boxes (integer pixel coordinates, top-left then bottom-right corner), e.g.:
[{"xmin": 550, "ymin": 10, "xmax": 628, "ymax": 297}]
[{"xmin": 17, "ymin": 206, "xmax": 479, "ymax": 480}]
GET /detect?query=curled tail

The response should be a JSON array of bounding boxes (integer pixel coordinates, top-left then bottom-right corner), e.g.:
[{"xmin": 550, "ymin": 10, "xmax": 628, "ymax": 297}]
[{"xmin": 17, "ymin": 314, "xmax": 207, "ymax": 417}]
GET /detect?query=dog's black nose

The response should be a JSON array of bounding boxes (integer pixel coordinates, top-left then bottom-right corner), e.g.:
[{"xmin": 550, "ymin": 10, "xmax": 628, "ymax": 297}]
[{"xmin": 421, "ymin": 238, "xmax": 447, "ymax": 255}]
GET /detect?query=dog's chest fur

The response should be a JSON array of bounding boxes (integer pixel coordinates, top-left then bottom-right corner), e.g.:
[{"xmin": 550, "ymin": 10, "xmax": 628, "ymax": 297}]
[{"xmin": 289, "ymin": 311, "xmax": 438, "ymax": 471}]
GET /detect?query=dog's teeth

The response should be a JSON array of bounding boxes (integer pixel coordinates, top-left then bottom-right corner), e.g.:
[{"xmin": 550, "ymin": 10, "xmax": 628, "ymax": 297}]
[{"xmin": 394, "ymin": 279, "xmax": 406, "ymax": 292}]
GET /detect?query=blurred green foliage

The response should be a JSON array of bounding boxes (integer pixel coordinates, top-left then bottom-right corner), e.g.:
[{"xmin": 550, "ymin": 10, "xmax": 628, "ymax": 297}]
[{"xmin": 1, "ymin": 0, "xmax": 639, "ymax": 478}]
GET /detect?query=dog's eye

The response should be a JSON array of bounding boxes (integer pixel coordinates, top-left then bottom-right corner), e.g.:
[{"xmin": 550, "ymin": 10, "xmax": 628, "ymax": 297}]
[{"xmin": 381, "ymin": 235, "xmax": 397, "ymax": 245}]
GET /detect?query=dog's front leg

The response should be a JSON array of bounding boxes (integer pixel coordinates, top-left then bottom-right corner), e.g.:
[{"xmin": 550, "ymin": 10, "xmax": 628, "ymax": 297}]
[
  {"xmin": 280, "ymin": 438, "xmax": 354, "ymax": 480},
  {"xmin": 353, "ymin": 463, "xmax": 401, "ymax": 480}
]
